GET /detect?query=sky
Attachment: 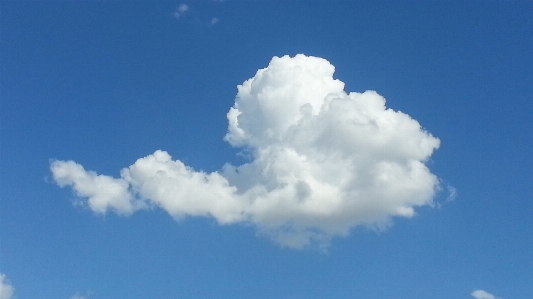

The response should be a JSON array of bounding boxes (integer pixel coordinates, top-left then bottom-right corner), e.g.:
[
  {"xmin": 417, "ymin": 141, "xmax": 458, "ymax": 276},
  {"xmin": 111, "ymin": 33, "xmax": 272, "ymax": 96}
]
[{"xmin": 1, "ymin": 1, "xmax": 532, "ymax": 299}]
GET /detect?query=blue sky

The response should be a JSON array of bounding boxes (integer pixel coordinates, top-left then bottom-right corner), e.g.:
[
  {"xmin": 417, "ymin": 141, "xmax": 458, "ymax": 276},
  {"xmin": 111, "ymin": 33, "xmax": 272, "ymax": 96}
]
[{"xmin": 1, "ymin": 1, "xmax": 532, "ymax": 299}]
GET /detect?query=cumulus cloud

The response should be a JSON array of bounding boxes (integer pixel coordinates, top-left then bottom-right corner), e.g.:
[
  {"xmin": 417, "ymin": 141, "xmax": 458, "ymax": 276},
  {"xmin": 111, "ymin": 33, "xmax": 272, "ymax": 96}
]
[
  {"xmin": 173, "ymin": 4, "xmax": 189, "ymax": 19},
  {"xmin": 50, "ymin": 160, "xmax": 143, "ymax": 215},
  {"xmin": 472, "ymin": 289, "xmax": 500, "ymax": 299},
  {"xmin": 0, "ymin": 274, "xmax": 14, "ymax": 299},
  {"xmin": 51, "ymin": 54, "xmax": 441, "ymax": 248}
]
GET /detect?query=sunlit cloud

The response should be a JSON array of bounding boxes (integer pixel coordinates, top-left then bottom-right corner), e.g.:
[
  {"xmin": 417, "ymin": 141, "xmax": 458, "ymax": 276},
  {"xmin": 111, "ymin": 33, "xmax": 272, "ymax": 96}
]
[{"xmin": 51, "ymin": 54, "xmax": 441, "ymax": 249}]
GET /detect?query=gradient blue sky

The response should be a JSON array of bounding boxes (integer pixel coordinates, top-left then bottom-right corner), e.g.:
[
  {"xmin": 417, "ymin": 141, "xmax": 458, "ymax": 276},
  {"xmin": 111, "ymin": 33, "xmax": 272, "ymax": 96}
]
[{"xmin": 1, "ymin": 1, "xmax": 532, "ymax": 299}]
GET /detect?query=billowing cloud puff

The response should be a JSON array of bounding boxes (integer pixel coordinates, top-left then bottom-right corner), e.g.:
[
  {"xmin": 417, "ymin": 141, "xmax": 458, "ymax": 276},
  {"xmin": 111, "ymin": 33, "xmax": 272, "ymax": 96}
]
[
  {"xmin": 51, "ymin": 54, "xmax": 441, "ymax": 248},
  {"xmin": 0, "ymin": 274, "xmax": 14, "ymax": 299},
  {"xmin": 471, "ymin": 290, "xmax": 500, "ymax": 299}
]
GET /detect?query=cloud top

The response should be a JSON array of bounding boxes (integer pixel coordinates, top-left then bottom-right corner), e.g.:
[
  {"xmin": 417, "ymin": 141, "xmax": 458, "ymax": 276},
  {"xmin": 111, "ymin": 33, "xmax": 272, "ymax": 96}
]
[{"xmin": 51, "ymin": 54, "xmax": 441, "ymax": 248}]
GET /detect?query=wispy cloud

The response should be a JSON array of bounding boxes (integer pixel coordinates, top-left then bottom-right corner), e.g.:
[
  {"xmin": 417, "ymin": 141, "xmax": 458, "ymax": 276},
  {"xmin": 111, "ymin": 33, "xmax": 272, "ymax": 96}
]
[
  {"xmin": 172, "ymin": 3, "xmax": 221, "ymax": 27},
  {"xmin": 51, "ymin": 54, "xmax": 441, "ymax": 249},
  {"xmin": 70, "ymin": 289, "xmax": 94, "ymax": 299},
  {"xmin": 0, "ymin": 274, "xmax": 14, "ymax": 299},
  {"xmin": 472, "ymin": 289, "xmax": 500, "ymax": 299},
  {"xmin": 209, "ymin": 17, "xmax": 220, "ymax": 26},
  {"xmin": 446, "ymin": 185, "xmax": 457, "ymax": 201},
  {"xmin": 173, "ymin": 3, "xmax": 189, "ymax": 19}
]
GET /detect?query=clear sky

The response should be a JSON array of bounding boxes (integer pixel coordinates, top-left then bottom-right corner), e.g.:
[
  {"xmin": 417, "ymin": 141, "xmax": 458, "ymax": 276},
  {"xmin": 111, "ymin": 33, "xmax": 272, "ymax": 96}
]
[{"xmin": 1, "ymin": 1, "xmax": 532, "ymax": 299}]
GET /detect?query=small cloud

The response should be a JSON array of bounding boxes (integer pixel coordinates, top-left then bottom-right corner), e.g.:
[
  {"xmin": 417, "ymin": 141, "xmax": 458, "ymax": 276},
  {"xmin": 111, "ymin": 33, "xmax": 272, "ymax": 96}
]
[
  {"xmin": 0, "ymin": 273, "xmax": 14, "ymax": 299},
  {"xmin": 472, "ymin": 289, "xmax": 500, "ymax": 299},
  {"xmin": 446, "ymin": 185, "xmax": 457, "ymax": 201},
  {"xmin": 70, "ymin": 290, "xmax": 94, "ymax": 299},
  {"xmin": 209, "ymin": 17, "xmax": 220, "ymax": 26},
  {"xmin": 173, "ymin": 3, "xmax": 189, "ymax": 19}
]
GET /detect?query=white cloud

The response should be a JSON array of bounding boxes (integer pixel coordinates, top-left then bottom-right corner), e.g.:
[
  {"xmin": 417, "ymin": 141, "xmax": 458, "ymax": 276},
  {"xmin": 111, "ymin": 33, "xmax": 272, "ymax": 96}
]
[
  {"xmin": 472, "ymin": 289, "xmax": 500, "ymax": 299},
  {"xmin": 173, "ymin": 3, "xmax": 189, "ymax": 19},
  {"xmin": 51, "ymin": 54, "xmax": 441, "ymax": 248},
  {"xmin": 0, "ymin": 274, "xmax": 14, "ymax": 299},
  {"xmin": 50, "ymin": 160, "xmax": 144, "ymax": 215}
]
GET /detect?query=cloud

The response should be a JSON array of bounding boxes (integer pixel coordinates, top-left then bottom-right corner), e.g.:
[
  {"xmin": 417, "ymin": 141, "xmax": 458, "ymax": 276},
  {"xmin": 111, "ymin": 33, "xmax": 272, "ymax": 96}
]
[
  {"xmin": 472, "ymin": 289, "xmax": 500, "ymax": 299},
  {"xmin": 70, "ymin": 293, "xmax": 90, "ymax": 299},
  {"xmin": 0, "ymin": 274, "xmax": 91, "ymax": 299},
  {"xmin": 0, "ymin": 274, "xmax": 14, "ymax": 299},
  {"xmin": 173, "ymin": 3, "xmax": 189, "ymax": 19},
  {"xmin": 209, "ymin": 17, "xmax": 220, "ymax": 26},
  {"xmin": 50, "ymin": 160, "xmax": 143, "ymax": 215},
  {"xmin": 51, "ymin": 54, "xmax": 441, "ymax": 248},
  {"xmin": 172, "ymin": 4, "xmax": 218, "ymax": 27},
  {"xmin": 446, "ymin": 185, "xmax": 457, "ymax": 201}
]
